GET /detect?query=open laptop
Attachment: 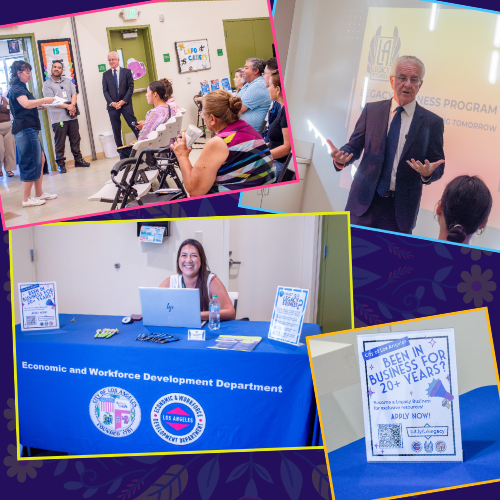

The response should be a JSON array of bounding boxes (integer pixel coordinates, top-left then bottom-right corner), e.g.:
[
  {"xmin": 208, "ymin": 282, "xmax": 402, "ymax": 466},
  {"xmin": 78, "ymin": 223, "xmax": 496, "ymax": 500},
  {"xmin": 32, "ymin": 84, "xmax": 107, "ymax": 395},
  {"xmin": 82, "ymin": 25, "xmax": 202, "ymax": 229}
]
[{"xmin": 139, "ymin": 288, "xmax": 202, "ymax": 328}]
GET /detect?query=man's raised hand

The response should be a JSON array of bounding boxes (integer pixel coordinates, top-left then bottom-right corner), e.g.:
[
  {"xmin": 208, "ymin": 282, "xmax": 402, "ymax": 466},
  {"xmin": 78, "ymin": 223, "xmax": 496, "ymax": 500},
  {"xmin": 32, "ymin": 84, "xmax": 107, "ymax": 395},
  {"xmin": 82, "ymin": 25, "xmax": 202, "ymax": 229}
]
[{"xmin": 326, "ymin": 139, "xmax": 353, "ymax": 166}]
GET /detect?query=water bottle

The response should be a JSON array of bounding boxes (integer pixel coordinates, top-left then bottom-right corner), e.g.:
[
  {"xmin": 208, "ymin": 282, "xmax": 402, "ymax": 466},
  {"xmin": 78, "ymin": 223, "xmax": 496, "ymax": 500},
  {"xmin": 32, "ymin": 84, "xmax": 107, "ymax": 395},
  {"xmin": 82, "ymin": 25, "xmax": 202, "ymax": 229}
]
[{"xmin": 209, "ymin": 295, "xmax": 220, "ymax": 330}]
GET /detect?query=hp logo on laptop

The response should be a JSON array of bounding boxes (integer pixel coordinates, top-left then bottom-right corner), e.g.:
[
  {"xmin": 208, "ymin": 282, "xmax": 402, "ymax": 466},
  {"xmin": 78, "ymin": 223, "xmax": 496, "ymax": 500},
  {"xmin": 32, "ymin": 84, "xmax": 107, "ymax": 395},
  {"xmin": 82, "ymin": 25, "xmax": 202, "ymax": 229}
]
[{"xmin": 166, "ymin": 303, "xmax": 174, "ymax": 312}]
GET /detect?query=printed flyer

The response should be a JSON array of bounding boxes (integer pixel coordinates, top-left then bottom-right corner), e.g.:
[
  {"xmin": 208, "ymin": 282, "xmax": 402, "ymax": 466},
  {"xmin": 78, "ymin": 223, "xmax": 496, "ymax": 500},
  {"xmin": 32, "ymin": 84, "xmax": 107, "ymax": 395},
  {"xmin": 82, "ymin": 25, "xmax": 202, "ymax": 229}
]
[
  {"xmin": 18, "ymin": 282, "xmax": 59, "ymax": 331},
  {"xmin": 357, "ymin": 328, "xmax": 463, "ymax": 462},
  {"xmin": 268, "ymin": 287, "xmax": 309, "ymax": 346}
]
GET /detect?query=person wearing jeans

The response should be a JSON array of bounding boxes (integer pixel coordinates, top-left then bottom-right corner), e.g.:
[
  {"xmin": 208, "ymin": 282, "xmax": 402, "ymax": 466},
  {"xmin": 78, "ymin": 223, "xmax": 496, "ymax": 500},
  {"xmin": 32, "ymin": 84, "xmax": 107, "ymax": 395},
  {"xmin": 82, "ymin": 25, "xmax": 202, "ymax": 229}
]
[{"xmin": 8, "ymin": 61, "xmax": 57, "ymax": 207}]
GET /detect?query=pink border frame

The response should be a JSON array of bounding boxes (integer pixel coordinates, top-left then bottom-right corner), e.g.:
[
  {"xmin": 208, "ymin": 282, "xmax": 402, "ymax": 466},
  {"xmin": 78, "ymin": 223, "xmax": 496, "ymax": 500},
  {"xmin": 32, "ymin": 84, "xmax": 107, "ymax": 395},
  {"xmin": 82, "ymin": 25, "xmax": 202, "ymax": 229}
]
[{"xmin": 0, "ymin": 0, "xmax": 300, "ymax": 230}]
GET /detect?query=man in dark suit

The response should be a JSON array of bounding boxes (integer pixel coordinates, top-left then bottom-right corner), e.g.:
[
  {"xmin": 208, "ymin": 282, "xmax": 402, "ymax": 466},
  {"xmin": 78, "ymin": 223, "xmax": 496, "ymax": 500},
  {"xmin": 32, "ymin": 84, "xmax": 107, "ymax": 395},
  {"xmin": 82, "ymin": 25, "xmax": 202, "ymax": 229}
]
[
  {"xmin": 102, "ymin": 51, "xmax": 139, "ymax": 148},
  {"xmin": 327, "ymin": 56, "xmax": 445, "ymax": 234}
]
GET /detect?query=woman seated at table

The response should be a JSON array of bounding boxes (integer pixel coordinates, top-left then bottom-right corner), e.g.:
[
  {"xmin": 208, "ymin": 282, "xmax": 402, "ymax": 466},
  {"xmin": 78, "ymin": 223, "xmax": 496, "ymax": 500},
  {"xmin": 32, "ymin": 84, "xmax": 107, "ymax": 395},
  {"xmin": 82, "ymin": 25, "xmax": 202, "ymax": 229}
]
[
  {"xmin": 436, "ymin": 175, "xmax": 492, "ymax": 245},
  {"xmin": 160, "ymin": 78, "xmax": 182, "ymax": 116},
  {"xmin": 266, "ymin": 70, "xmax": 290, "ymax": 180},
  {"xmin": 159, "ymin": 239, "xmax": 235, "ymax": 321},
  {"xmin": 118, "ymin": 81, "xmax": 172, "ymax": 159},
  {"xmin": 172, "ymin": 90, "xmax": 276, "ymax": 196}
]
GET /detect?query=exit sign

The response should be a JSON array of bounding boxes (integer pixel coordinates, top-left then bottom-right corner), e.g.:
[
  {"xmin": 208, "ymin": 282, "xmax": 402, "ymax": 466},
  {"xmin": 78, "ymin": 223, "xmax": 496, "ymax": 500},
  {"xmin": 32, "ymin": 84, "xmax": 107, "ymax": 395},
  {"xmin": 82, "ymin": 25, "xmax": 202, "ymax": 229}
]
[
  {"xmin": 163, "ymin": 54, "xmax": 170, "ymax": 62},
  {"xmin": 124, "ymin": 8, "xmax": 137, "ymax": 20},
  {"xmin": 217, "ymin": 49, "xmax": 223, "ymax": 56},
  {"xmin": 98, "ymin": 64, "xmax": 106, "ymax": 72}
]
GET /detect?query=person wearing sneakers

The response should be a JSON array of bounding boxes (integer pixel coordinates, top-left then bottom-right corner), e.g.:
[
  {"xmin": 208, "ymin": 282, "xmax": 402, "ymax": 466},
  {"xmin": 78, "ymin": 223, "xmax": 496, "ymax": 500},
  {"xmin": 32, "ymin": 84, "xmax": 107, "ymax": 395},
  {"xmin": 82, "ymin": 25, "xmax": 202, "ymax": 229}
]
[
  {"xmin": 8, "ymin": 61, "xmax": 57, "ymax": 208},
  {"xmin": 43, "ymin": 61, "xmax": 90, "ymax": 173}
]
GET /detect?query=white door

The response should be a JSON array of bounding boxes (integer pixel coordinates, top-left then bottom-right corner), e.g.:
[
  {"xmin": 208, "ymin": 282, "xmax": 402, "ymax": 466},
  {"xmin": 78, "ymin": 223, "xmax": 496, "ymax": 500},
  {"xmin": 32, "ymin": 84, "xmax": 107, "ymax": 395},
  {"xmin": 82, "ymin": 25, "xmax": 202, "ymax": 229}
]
[{"xmin": 227, "ymin": 215, "xmax": 320, "ymax": 322}]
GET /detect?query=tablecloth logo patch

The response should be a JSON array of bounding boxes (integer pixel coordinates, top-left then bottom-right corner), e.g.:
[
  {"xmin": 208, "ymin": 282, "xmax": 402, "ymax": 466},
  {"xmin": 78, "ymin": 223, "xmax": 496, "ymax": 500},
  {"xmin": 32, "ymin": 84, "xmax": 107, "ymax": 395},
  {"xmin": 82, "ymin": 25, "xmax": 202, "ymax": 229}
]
[
  {"xmin": 89, "ymin": 387, "xmax": 141, "ymax": 437},
  {"xmin": 151, "ymin": 393, "xmax": 206, "ymax": 445}
]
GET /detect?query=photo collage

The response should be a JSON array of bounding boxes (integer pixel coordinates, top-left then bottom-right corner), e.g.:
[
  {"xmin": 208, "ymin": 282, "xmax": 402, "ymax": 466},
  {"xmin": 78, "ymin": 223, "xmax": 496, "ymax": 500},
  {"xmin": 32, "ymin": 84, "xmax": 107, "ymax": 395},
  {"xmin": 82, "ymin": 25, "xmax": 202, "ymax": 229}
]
[{"xmin": 2, "ymin": 1, "xmax": 500, "ymax": 499}]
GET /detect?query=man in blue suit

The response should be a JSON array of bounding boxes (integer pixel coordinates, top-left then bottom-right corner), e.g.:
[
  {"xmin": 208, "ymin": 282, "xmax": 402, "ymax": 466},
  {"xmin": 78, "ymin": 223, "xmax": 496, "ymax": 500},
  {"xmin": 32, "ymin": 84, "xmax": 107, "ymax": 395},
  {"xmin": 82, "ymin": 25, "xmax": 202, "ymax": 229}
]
[
  {"xmin": 102, "ymin": 51, "xmax": 139, "ymax": 148},
  {"xmin": 327, "ymin": 56, "xmax": 445, "ymax": 234}
]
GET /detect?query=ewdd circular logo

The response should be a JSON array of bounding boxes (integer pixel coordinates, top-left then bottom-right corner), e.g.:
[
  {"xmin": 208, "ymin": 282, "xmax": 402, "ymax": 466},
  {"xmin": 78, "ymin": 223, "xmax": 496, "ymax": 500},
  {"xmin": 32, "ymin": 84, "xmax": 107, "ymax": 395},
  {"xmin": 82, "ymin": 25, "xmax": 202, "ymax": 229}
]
[
  {"xmin": 89, "ymin": 387, "xmax": 141, "ymax": 437},
  {"xmin": 151, "ymin": 393, "xmax": 206, "ymax": 445},
  {"xmin": 411, "ymin": 441, "xmax": 422, "ymax": 453}
]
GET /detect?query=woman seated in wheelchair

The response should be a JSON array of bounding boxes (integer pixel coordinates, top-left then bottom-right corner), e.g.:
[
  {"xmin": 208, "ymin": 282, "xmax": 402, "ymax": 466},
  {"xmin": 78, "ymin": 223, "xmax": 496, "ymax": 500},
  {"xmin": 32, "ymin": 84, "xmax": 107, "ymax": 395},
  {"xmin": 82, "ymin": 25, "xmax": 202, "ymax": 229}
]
[
  {"xmin": 172, "ymin": 90, "xmax": 276, "ymax": 196},
  {"xmin": 159, "ymin": 238, "xmax": 235, "ymax": 321},
  {"xmin": 119, "ymin": 81, "xmax": 172, "ymax": 159}
]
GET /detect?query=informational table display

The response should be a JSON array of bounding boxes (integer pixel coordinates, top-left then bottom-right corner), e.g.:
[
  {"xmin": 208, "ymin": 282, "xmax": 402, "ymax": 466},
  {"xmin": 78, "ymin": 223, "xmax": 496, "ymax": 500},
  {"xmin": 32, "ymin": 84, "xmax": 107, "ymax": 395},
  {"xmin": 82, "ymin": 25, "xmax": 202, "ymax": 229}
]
[
  {"xmin": 268, "ymin": 287, "xmax": 309, "ymax": 346},
  {"xmin": 18, "ymin": 282, "xmax": 59, "ymax": 332},
  {"xmin": 16, "ymin": 314, "xmax": 321, "ymax": 454},
  {"xmin": 357, "ymin": 328, "xmax": 462, "ymax": 462}
]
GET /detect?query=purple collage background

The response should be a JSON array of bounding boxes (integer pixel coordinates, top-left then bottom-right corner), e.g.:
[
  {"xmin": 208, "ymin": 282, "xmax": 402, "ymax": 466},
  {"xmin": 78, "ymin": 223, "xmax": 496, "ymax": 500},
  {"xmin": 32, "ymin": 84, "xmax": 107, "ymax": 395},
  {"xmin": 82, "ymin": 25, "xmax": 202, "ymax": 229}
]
[
  {"xmin": 3, "ymin": 194, "xmax": 500, "ymax": 499},
  {"xmin": 3, "ymin": 0, "xmax": 500, "ymax": 498}
]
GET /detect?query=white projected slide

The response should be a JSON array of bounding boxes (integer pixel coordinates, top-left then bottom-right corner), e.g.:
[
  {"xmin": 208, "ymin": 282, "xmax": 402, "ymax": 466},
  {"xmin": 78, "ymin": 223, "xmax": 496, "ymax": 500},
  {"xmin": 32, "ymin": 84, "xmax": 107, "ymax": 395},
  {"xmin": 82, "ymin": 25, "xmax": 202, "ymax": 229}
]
[{"xmin": 339, "ymin": 7, "xmax": 500, "ymax": 229}]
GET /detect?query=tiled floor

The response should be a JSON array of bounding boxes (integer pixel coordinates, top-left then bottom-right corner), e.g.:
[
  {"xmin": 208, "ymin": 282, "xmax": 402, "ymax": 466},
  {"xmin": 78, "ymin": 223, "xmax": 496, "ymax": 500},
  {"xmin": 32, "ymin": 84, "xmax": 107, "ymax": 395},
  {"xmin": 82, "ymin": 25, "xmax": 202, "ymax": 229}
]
[{"xmin": 0, "ymin": 146, "xmax": 203, "ymax": 229}]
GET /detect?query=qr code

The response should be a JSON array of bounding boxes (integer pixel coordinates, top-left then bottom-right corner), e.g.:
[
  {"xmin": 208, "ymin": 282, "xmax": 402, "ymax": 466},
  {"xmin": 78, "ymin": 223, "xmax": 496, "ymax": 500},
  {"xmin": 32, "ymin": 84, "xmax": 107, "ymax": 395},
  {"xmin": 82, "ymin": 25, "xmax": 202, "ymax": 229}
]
[
  {"xmin": 26, "ymin": 316, "xmax": 36, "ymax": 326},
  {"xmin": 378, "ymin": 424, "xmax": 403, "ymax": 448}
]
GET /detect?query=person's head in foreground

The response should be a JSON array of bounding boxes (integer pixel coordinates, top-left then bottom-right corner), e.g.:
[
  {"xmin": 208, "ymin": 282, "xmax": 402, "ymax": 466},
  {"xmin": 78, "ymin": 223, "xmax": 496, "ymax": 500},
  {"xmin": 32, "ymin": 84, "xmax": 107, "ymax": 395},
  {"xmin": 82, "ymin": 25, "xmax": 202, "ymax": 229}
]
[
  {"xmin": 436, "ymin": 175, "xmax": 492, "ymax": 245},
  {"xmin": 159, "ymin": 239, "xmax": 235, "ymax": 321},
  {"xmin": 390, "ymin": 55, "xmax": 425, "ymax": 107},
  {"xmin": 263, "ymin": 57, "xmax": 278, "ymax": 87},
  {"xmin": 202, "ymin": 89, "xmax": 242, "ymax": 133},
  {"xmin": 171, "ymin": 89, "xmax": 276, "ymax": 196},
  {"xmin": 234, "ymin": 68, "xmax": 245, "ymax": 90},
  {"xmin": 267, "ymin": 70, "xmax": 283, "ymax": 105},
  {"xmin": 243, "ymin": 58, "xmax": 265, "ymax": 84}
]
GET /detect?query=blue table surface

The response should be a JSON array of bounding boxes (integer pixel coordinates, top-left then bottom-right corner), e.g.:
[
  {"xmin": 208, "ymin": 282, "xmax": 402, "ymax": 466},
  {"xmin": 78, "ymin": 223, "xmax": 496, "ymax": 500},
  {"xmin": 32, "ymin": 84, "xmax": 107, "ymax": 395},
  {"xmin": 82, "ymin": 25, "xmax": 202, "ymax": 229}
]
[
  {"xmin": 15, "ymin": 314, "xmax": 322, "ymax": 453},
  {"xmin": 328, "ymin": 385, "xmax": 500, "ymax": 500},
  {"xmin": 15, "ymin": 314, "xmax": 319, "ymax": 355}
]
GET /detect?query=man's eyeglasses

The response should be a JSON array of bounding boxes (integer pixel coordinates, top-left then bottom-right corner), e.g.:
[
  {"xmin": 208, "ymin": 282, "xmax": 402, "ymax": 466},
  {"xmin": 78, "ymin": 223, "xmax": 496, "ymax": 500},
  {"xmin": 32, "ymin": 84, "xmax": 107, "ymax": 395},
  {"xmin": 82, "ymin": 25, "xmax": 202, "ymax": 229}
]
[{"xmin": 393, "ymin": 75, "xmax": 421, "ymax": 85}]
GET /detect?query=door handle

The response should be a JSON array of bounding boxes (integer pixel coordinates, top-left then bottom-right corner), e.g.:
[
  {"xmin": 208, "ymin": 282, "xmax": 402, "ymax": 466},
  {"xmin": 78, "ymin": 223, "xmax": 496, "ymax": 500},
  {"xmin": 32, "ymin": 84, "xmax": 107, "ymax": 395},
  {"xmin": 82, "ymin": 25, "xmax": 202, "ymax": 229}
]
[{"xmin": 229, "ymin": 251, "xmax": 241, "ymax": 266}]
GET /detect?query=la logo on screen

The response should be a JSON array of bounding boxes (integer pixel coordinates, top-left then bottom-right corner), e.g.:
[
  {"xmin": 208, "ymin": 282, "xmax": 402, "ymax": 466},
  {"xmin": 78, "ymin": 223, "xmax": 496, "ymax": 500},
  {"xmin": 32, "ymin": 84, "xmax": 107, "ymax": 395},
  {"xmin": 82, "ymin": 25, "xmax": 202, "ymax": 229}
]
[
  {"xmin": 89, "ymin": 386, "xmax": 141, "ymax": 437},
  {"xmin": 150, "ymin": 393, "xmax": 206, "ymax": 445},
  {"xmin": 367, "ymin": 26, "xmax": 401, "ymax": 82}
]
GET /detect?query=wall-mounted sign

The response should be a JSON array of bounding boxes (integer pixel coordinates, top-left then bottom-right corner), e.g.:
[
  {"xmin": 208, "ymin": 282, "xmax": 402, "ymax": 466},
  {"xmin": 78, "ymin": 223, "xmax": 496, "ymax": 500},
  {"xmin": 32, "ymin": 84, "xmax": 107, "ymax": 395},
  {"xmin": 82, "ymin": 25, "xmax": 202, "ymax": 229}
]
[
  {"xmin": 98, "ymin": 64, "xmax": 106, "ymax": 73},
  {"xmin": 38, "ymin": 38, "xmax": 78, "ymax": 92},
  {"xmin": 217, "ymin": 49, "xmax": 223, "ymax": 56},
  {"xmin": 127, "ymin": 58, "xmax": 147, "ymax": 80},
  {"xmin": 7, "ymin": 39, "xmax": 21, "ymax": 54},
  {"xmin": 163, "ymin": 53, "xmax": 170, "ymax": 62},
  {"xmin": 175, "ymin": 39, "xmax": 211, "ymax": 74},
  {"xmin": 357, "ymin": 328, "xmax": 463, "ymax": 462}
]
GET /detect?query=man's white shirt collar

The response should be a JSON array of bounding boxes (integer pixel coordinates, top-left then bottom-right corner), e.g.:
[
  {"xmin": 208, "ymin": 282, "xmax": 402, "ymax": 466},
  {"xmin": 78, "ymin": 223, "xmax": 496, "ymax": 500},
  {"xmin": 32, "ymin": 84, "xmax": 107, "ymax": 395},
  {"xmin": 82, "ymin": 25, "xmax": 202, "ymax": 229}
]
[{"xmin": 391, "ymin": 97, "xmax": 416, "ymax": 117}]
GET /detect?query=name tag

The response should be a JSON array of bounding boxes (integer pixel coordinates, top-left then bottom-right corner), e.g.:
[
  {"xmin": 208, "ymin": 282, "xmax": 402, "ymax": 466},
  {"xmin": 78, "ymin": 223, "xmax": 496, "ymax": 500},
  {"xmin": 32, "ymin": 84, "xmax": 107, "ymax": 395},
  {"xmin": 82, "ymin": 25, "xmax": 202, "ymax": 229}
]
[
  {"xmin": 62, "ymin": 91, "xmax": 68, "ymax": 98},
  {"xmin": 188, "ymin": 330, "xmax": 205, "ymax": 341}
]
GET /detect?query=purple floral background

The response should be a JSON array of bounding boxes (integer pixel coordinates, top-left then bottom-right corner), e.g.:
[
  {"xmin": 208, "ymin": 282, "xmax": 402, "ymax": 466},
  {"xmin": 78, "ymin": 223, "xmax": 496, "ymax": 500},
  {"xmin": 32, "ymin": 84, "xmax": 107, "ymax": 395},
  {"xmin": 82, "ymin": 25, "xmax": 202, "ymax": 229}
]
[{"xmin": 4, "ymin": 195, "xmax": 500, "ymax": 497}]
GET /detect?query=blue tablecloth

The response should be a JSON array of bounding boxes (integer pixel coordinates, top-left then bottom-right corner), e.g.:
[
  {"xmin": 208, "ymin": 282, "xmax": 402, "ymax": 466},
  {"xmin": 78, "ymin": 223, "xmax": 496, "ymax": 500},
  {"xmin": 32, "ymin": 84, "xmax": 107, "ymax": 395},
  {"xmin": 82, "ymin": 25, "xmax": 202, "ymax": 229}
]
[
  {"xmin": 328, "ymin": 385, "xmax": 500, "ymax": 500},
  {"xmin": 16, "ymin": 315, "xmax": 321, "ymax": 454}
]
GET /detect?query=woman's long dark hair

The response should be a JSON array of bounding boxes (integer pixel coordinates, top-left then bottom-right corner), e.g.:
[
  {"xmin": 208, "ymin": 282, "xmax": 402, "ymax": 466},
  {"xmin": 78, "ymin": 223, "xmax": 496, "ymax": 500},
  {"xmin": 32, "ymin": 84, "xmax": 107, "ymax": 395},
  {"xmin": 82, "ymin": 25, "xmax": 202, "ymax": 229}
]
[
  {"xmin": 441, "ymin": 175, "xmax": 492, "ymax": 243},
  {"xmin": 9, "ymin": 60, "xmax": 32, "ymax": 86},
  {"xmin": 176, "ymin": 239, "xmax": 211, "ymax": 311}
]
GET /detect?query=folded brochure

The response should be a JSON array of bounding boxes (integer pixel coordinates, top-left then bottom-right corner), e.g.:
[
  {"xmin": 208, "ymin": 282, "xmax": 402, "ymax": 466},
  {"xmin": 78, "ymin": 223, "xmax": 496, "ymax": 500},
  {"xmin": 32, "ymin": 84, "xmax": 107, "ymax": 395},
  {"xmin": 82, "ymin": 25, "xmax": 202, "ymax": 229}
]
[{"xmin": 208, "ymin": 335, "xmax": 262, "ymax": 352}]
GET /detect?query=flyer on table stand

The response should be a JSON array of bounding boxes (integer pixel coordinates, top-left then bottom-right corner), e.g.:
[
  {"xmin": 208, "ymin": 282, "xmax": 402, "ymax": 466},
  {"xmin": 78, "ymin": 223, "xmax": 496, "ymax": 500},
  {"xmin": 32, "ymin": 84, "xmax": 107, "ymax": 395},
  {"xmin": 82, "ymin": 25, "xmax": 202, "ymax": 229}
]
[
  {"xmin": 268, "ymin": 287, "xmax": 309, "ymax": 346},
  {"xmin": 18, "ymin": 282, "xmax": 59, "ymax": 332},
  {"xmin": 357, "ymin": 328, "xmax": 463, "ymax": 462}
]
